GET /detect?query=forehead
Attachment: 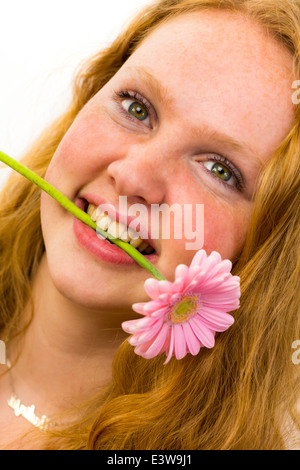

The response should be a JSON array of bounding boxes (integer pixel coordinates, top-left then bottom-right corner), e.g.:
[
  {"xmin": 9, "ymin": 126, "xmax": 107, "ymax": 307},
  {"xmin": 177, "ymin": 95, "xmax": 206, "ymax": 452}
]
[
  {"xmin": 128, "ymin": 9, "xmax": 293, "ymax": 84},
  {"xmin": 119, "ymin": 10, "xmax": 295, "ymax": 160}
]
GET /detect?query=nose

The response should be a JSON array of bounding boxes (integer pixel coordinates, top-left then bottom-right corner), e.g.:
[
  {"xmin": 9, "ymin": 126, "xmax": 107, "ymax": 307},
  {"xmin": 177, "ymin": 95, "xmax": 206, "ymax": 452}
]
[{"xmin": 107, "ymin": 143, "xmax": 168, "ymax": 205}]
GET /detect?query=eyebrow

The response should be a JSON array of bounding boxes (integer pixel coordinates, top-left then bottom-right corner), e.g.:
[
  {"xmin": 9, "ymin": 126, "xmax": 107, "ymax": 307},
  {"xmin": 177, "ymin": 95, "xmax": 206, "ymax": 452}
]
[
  {"xmin": 127, "ymin": 65, "xmax": 175, "ymax": 110},
  {"xmin": 126, "ymin": 65, "xmax": 264, "ymax": 171},
  {"xmin": 190, "ymin": 125, "xmax": 264, "ymax": 171}
]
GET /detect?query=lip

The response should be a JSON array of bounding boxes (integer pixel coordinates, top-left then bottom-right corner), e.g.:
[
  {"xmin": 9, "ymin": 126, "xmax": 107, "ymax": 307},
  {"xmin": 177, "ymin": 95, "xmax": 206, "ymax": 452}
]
[
  {"xmin": 73, "ymin": 197, "xmax": 159, "ymax": 266},
  {"xmin": 80, "ymin": 192, "xmax": 159, "ymax": 254}
]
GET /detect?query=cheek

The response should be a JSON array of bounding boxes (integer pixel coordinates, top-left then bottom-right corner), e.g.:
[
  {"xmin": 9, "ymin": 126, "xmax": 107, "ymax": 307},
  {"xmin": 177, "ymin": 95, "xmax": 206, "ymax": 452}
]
[
  {"xmin": 44, "ymin": 108, "xmax": 129, "ymax": 194},
  {"xmin": 202, "ymin": 201, "xmax": 251, "ymax": 260},
  {"xmin": 162, "ymin": 192, "xmax": 251, "ymax": 276},
  {"xmin": 45, "ymin": 119, "xmax": 98, "ymax": 189}
]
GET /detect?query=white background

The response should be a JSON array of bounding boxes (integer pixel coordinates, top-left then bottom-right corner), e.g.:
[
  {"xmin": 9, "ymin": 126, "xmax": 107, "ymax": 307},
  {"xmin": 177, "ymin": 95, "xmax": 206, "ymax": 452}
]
[{"xmin": 0, "ymin": 0, "xmax": 151, "ymax": 188}]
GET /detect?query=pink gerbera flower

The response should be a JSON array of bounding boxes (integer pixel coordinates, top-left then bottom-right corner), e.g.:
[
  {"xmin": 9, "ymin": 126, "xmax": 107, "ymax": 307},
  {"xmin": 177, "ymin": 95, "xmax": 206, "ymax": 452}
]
[{"xmin": 122, "ymin": 250, "xmax": 240, "ymax": 364}]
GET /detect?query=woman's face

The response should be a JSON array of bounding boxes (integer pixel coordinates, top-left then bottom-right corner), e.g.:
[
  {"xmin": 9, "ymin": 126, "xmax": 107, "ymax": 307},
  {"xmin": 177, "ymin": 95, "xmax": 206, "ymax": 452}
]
[{"xmin": 41, "ymin": 10, "xmax": 294, "ymax": 311}]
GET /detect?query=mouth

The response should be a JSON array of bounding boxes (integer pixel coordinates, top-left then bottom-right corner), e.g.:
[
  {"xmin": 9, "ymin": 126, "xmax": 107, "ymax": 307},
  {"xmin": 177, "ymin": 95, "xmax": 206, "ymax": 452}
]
[{"xmin": 82, "ymin": 200, "xmax": 157, "ymax": 257}]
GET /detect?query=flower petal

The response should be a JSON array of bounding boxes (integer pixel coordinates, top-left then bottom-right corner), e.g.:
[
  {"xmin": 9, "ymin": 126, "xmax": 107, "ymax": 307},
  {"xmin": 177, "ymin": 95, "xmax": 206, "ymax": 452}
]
[
  {"xmin": 184, "ymin": 268, "xmax": 205, "ymax": 292},
  {"xmin": 174, "ymin": 324, "xmax": 187, "ymax": 360},
  {"xmin": 134, "ymin": 338, "xmax": 156, "ymax": 357},
  {"xmin": 142, "ymin": 323, "xmax": 170, "ymax": 359},
  {"xmin": 189, "ymin": 317, "xmax": 215, "ymax": 348},
  {"xmin": 190, "ymin": 249, "xmax": 207, "ymax": 269},
  {"xmin": 158, "ymin": 280, "xmax": 174, "ymax": 294},
  {"xmin": 202, "ymin": 251, "xmax": 222, "ymax": 272},
  {"xmin": 182, "ymin": 321, "xmax": 201, "ymax": 356},
  {"xmin": 202, "ymin": 278, "xmax": 240, "ymax": 295},
  {"xmin": 144, "ymin": 300, "xmax": 166, "ymax": 314},
  {"xmin": 131, "ymin": 302, "xmax": 148, "ymax": 315},
  {"xmin": 173, "ymin": 277, "xmax": 185, "ymax": 293},
  {"xmin": 202, "ymin": 297, "xmax": 240, "ymax": 311},
  {"xmin": 164, "ymin": 326, "xmax": 175, "ymax": 364},
  {"xmin": 196, "ymin": 308, "xmax": 235, "ymax": 332},
  {"xmin": 174, "ymin": 264, "xmax": 189, "ymax": 290},
  {"xmin": 144, "ymin": 278, "xmax": 160, "ymax": 299},
  {"xmin": 136, "ymin": 318, "xmax": 164, "ymax": 344},
  {"xmin": 158, "ymin": 293, "xmax": 172, "ymax": 303},
  {"xmin": 128, "ymin": 333, "xmax": 144, "ymax": 346},
  {"xmin": 205, "ymin": 259, "xmax": 232, "ymax": 279},
  {"xmin": 121, "ymin": 316, "xmax": 157, "ymax": 334},
  {"xmin": 175, "ymin": 264, "xmax": 189, "ymax": 280},
  {"xmin": 185, "ymin": 265, "xmax": 203, "ymax": 285},
  {"xmin": 170, "ymin": 293, "xmax": 181, "ymax": 304},
  {"xmin": 151, "ymin": 305, "xmax": 171, "ymax": 319},
  {"xmin": 191, "ymin": 275, "xmax": 228, "ymax": 294}
]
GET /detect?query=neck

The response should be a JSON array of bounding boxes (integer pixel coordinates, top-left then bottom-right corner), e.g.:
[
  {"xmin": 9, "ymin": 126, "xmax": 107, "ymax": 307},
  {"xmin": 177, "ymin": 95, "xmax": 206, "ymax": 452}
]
[{"xmin": 7, "ymin": 253, "xmax": 131, "ymax": 415}]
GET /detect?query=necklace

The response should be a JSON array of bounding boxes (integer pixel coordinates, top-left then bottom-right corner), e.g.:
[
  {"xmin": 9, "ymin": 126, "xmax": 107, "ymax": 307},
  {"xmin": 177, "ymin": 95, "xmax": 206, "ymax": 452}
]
[{"xmin": 6, "ymin": 359, "xmax": 50, "ymax": 430}]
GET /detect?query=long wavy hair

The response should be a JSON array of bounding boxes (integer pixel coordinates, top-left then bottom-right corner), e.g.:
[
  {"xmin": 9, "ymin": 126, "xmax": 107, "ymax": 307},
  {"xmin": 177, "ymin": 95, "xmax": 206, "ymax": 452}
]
[{"xmin": 0, "ymin": 0, "xmax": 299, "ymax": 450}]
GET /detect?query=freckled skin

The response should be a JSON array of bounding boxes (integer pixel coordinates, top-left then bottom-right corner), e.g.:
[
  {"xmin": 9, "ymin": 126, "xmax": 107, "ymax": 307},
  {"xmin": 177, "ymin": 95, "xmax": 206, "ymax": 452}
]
[{"xmin": 41, "ymin": 10, "xmax": 295, "ymax": 310}]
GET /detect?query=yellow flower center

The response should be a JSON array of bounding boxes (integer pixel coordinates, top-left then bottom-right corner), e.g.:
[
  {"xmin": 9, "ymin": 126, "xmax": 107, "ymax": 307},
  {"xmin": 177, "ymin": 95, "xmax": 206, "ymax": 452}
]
[{"xmin": 170, "ymin": 294, "xmax": 199, "ymax": 324}]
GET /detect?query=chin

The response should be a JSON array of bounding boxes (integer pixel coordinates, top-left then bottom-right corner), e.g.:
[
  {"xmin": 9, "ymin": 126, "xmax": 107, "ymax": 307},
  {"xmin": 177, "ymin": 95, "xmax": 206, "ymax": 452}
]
[{"xmin": 43, "ymin": 245, "xmax": 145, "ymax": 313}]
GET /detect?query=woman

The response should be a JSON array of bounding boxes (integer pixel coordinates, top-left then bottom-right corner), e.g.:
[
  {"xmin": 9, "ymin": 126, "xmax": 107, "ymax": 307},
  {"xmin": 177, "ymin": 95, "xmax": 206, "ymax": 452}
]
[{"xmin": 0, "ymin": 0, "xmax": 299, "ymax": 450}]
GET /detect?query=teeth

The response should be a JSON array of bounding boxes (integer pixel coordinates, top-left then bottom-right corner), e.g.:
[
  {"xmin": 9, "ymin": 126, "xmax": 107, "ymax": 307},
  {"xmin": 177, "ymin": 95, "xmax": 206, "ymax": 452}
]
[
  {"xmin": 107, "ymin": 221, "xmax": 126, "ymax": 239},
  {"xmin": 87, "ymin": 203, "xmax": 98, "ymax": 220},
  {"xmin": 127, "ymin": 227, "xmax": 139, "ymax": 240},
  {"xmin": 120, "ymin": 230, "xmax": 131, "ymax": 243},
  {"xmin": 98, "ymin": 215, "xmax": 112, "ymax": 231},
  {"xmin": 86, "ymin": 203, "xmax": 155, "ymax": 254},
  {"xmin": 87, "ymin": 203, "xmax": 106, "ymax": 222},
  {"xmin": 137, "ymin": 241, "xmax": 149, "ymax": 252},
  {"xmin": 93, "ymin": 207, "xmax": 105, "ymax": 222},
  {"xmin": 130, "ymin": 237, "xmax": 143, "ymax": 248}
]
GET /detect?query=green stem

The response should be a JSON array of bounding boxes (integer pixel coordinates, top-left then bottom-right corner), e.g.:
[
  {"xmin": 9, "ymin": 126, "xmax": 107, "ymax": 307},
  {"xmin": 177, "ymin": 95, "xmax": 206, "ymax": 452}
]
[{"xmin": 0, "ymin": 150, "xmax": 165, "ymax": 280}]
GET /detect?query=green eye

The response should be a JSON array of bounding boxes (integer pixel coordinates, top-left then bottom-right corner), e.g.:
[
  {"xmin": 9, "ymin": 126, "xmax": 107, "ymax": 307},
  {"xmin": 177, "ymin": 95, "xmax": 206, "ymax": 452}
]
[
  {"xmin": 202, "ymin": 159, "xmax": 237, "ymax": 188},
  {"xmin": 210, "ymin": 162, "xmax": 232, "ymax": 182},
  {"xmin": 126, "ymin": 100, "xmax": 148, "ymax": 121}
]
